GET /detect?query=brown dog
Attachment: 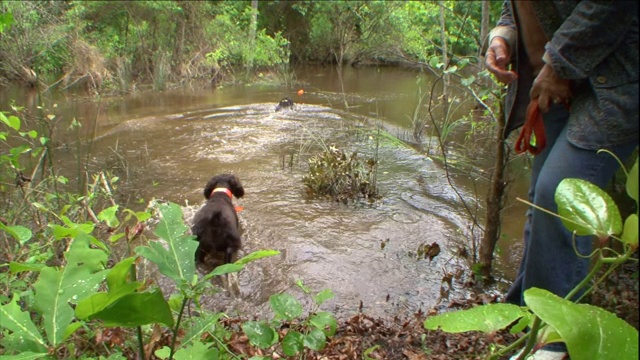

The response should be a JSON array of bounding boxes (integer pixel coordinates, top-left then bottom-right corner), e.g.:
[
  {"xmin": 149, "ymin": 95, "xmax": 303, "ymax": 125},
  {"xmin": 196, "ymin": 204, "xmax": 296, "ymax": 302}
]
[{"xmin": 191, "ymin": 174, "xmax": 244, "ymax": 267}]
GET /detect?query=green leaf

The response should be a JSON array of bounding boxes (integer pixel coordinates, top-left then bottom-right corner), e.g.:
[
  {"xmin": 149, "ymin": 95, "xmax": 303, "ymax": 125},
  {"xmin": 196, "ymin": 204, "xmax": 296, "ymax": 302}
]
[
  {"xmin": 270, "ymin": 293, "xmax": 303, "ymax": 321},
  {"xmin": 9, "ymin": 262, "xmax": 45, "ymax": 274},
  {"xmin": 0, "ymin": 223, "xmax": 32, "ymax": 244},
  {"xmin": 181, "ymin": 314, "xmax": 223, "ymax": 347},
  {"xmin": 83, "ymin": 289, "xmax": 174, "ymax": 328},
  {"xmin": 75, "ymin": 258, "xmax": 174, "ymax": 328},
  {"xmin": 313, "ymin": 289, "xmax": 335, "ymax": 306},
  {"xmin": 75, "ymin": 258, "xmax": 140, "ymax": 320},
  {"xmin": 555, "ymin": 178, "xmax": 622, "ymax": 239},
  {"xmin": 461, "ymin": 75, "xmax": 475, "ymax": 87},
  {"xmin": 242, "ymin": 321, "xmax": 278, "ymax": 349},
  {"xmin": 309, "ymin": 311, "xmax": 337, "ymax": 336},
  {"xmin": 282, "ymin": 330, "xmax": 304, "ymax": 356},
  {"xmin": 97, "ymin": 205, "xmax": 120, "ymax": 228},
  {"xmin": 295, "ymin": 279, "xmax": 310, "ymax": 294},
  {"xmin": 303, "ymin": 328, "xmax": 327, "ymax": 351},
  {"xmin": 1, "ymin": 113, "xmax": 20, "ymax": 131},
  {"xmin": 234, "ymin": 249, "xmax": 280, "ymax": 266},
  {"xmin": 0, "ymin": 352, "xmax": 48, "ymax": 360},
  {"xmin": 524, "ymin": 287, "xmax": 639, "ymax": 360},
  {"xmin": 207, "ymin": 263, "xmax": 244, "ymax": 278},
  {"xmin": 155, "ymin": 342, "xmax": 218, "ymax": 360},
  {"xmin": 622, "ymin": 214, "xmax": 638, "ymax": 247},
  {"xmin": 424, "ymin": 303, "xmax": 527, "ymax": 333},
  {"xmin": 135, "ymin": 203, "xmax": 197, "ymax": 284},
  {"xmin": 33, "ymin": 233, "xmax": 108, "ymax": 345},
  {"xmin": 0, "ymin": 295, "xmax": 47, "ymax": 353},
  {"xmin": 627, "ymin": 158, "xmax": 638, "ymax": 202}
]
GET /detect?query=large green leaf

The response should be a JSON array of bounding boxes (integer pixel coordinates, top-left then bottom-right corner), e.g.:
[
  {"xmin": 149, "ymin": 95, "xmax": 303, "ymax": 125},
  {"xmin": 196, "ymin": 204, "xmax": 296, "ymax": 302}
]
[
  {"xmin": 82, "ymin": 288, "xmax": 174, "ymax": 327},
  {"xmin": 309, "ymin": 311, "xmax": 337, "ymax": 336},
  {"xmin": 555, "ymin": 178, "xmax": 622, "ymax": 238},
  {"xmin": 33, "ymin": 233, "xmax": 108, "ymax": 345},
  {"xmin": 525, "ymin": 287, "xmax": 639, "ymax": 360},
  {"xmin": 424, "ymin": 303, "xmax": 527, "ymax": 333},
  {"xmin": 75, "ymin": 257, "xmax": 141, "ymax": 320},
  {"xmin": 242, "ymin": 321, "xmax": 278, "ymax": 349},
  {"xmin": 303, "ymin": 328, "xmax": 327, "ymax": 351},
  {"xmin": 282, "ymin": 330, "xmax": 304, "ymax": 356},
  {"xmin": 0, "ymin": 295, "xmax": 47, "ymax": 353},
  {"xmin": 135, "ymin": 203, "xmax": 197, "ymax": 284},
  {"xmin": 626, "ymin": 158, "xmax": 638, "ymax": 202},
  {"xmin": 270, "ymin": 293, "xmax": 303, "ymax": 321}
]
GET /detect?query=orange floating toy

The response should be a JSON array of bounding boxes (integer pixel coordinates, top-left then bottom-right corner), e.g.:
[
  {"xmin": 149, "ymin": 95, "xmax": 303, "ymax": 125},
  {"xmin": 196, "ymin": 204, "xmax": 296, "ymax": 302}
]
[{"xmin": 297, "ymin": 89, "xmax": 304, "ymax": 96}]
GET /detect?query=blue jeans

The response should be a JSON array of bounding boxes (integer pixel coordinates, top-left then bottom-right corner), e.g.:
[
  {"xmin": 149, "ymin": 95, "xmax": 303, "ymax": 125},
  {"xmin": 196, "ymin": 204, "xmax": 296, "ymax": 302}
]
[{"xmin": 504, "ymin": 104, "xmax": 638, "ymax": 351}]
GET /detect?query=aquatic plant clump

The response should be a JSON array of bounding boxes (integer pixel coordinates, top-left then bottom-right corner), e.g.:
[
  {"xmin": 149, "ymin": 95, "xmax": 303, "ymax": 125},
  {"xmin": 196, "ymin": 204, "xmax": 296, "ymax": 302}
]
[{"xmin": 303, "ymin": 146, "xmax": 380, "ymax": 203}]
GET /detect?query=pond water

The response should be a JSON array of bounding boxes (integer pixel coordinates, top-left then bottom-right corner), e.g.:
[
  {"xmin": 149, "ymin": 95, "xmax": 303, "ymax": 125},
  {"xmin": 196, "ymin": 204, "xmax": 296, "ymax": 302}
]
[{"xmin": 1, "ymin": 65, "xmax": 530, "ymax": 320}]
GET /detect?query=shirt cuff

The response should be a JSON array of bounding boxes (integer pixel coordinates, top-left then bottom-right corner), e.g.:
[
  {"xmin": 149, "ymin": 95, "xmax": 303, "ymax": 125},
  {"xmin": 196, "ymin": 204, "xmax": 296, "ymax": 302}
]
[{"xmin": 489, "ymin": 26, "xmax": 516, "ymax": 55}]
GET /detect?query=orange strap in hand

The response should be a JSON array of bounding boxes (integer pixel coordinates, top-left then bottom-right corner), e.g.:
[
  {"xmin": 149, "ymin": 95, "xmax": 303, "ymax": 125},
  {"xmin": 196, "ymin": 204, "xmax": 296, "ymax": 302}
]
[{"xmin": 515, "ymin": 98, "xmax": 547, "ymax": 155}]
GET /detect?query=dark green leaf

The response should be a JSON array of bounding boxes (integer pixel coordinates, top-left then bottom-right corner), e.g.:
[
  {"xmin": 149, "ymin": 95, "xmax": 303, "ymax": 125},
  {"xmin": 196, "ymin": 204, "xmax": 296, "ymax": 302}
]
[
  {"xmin": 270, "ymin": 293, "xmax": 303, "ymax": 320},
  {"xmin": 309, "ymin": 311, "xmax": 337, "ymax": 336},
  {"xmin": 242, "ymin": 321, "xmax": 278, "ymax": 349},
  {"xmin": 85, "ymin": 288, "xmax": 174, "ymax": 327},
  {"xmin": 303, "ymin": 328, "xmax": 326, "ymax": 351},
  {"xmin": 282, "ymin": 330, "xmax": 304, "ymax": 356}
]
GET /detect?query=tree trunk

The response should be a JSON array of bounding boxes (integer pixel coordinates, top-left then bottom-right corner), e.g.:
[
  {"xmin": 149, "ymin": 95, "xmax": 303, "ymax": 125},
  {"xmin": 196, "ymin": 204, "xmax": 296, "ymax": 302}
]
[
  {"xmin": 478, "ymin": 103, "xmax": 508, "ymax": 280},
  {"xmin": 478, "ymin": 0, "xmax": 490, "ymax": 65},
  {"xmin": 247, "ymin": 0, "xmax": 258, "ymax": 76}
]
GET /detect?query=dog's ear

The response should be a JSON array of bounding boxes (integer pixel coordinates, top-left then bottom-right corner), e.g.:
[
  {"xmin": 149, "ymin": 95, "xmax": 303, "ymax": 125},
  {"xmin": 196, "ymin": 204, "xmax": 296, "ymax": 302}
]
[
  {"xmin": 228, "ymin": 175, "xmax": 245, "ymax": 198},
  {"xmin": 203, "ymin": 176, "xmax": 221, "ymax": 199}
]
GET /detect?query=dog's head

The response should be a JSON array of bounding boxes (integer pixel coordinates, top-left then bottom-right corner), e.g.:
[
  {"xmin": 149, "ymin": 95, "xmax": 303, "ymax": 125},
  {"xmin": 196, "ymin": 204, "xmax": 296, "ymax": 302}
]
[
  {"xmin": 275, "ymin": 97, "xmax": 294, "ymax": 112},
  {"xmin": 203, "ymin": 174, "xmax": 245, "ymax": 199}
]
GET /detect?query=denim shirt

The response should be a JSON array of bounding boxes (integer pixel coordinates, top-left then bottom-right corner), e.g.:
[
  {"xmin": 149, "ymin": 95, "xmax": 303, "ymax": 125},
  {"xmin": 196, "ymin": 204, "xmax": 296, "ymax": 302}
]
[{"xmin": 492, "ymin": 0, "xmax": 639, "ymax": 150}]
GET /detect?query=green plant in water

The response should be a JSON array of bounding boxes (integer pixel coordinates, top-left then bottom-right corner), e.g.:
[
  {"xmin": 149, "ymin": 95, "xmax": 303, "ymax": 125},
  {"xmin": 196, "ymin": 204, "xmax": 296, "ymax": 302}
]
[
  {"xmin": 242, "ymin": 280, "xmax": 337, "ymax": 358},
  {"xmin": 424, "ymin": 154, "xmax": 639, "ymax": 360},
  {"xmin": 303, "ymin": 145, "xmax": 380, "ymax": 203}
]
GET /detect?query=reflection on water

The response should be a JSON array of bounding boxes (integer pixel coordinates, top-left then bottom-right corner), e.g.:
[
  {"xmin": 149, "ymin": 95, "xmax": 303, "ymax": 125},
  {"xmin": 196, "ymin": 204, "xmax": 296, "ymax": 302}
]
[{"xmin": 0, "ymin": 65, "xmax": 526, "ymax": 319}]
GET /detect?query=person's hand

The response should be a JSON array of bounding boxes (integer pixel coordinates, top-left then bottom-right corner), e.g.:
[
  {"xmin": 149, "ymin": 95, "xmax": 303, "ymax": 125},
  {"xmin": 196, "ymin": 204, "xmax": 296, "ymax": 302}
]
[
  {"xmin": 530, "ymin": 63, "xmax": 571, "ymax": 113},
  {"xmin": 485, "ymin": 37, "xmax": 517, "ymax": 84}
]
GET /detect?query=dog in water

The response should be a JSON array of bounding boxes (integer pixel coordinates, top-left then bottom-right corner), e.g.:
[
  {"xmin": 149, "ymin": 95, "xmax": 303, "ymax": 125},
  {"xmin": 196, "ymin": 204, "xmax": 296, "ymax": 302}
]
[
  {"xmin": 191, "ymin": 174, "xmax": 245, "ymax": 268},
  {"xmin": 275, "ymin": 97, "xmax": 294, "ymax": 112}
]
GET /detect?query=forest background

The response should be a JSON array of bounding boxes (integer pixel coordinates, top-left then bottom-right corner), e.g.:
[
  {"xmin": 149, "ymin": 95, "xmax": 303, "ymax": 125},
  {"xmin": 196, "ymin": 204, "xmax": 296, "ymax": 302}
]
[{"xmin": 0, "ymin": 0, "xmax": 496, "ymax": 92}]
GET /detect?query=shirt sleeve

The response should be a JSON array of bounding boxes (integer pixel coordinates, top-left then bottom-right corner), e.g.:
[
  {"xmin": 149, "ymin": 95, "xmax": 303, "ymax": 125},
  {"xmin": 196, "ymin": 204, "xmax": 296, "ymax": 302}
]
[{"xmin": 544, "ymin": 1, "xmax": 638, "ymax": 79}]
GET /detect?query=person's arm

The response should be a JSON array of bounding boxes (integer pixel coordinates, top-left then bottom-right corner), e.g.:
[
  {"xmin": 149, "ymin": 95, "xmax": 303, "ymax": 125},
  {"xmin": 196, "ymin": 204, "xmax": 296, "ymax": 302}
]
[
  {"xmin": 544, "ymin": 1, "xmax": 637, "ymax": 79},
  {"xmin": 485, "ymin": 0, "xmax": 518, "ymax": 84}
]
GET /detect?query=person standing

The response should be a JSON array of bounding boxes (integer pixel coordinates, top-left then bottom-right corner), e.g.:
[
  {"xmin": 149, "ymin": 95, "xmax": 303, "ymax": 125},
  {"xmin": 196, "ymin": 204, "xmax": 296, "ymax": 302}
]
[{"xmin": 485, "ymin": 1, "xmax": 638, "ymax": 359}]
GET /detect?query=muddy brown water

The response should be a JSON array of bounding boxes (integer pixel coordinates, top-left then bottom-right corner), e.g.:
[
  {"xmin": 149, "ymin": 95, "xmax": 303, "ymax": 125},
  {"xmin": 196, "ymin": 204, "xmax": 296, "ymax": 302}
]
[{"xmin": 1, "ymin": 65, "xmax": 529, "ymax": 320}]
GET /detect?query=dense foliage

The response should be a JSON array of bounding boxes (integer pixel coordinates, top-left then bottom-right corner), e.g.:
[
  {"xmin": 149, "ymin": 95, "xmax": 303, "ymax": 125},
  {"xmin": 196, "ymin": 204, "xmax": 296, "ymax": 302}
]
[{"xmin": 0, "ymin": 1, "xmax": 500, "ymax": 92}]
